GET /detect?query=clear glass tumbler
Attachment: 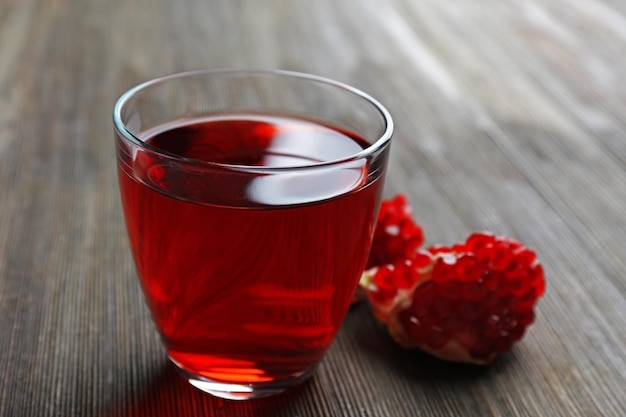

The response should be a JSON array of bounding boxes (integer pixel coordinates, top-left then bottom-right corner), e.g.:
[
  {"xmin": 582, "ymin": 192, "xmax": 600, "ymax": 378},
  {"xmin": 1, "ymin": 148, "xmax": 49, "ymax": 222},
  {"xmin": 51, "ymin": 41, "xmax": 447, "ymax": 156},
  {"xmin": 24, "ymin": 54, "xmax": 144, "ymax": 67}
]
[{"xmin": 113, "ymin": 69, "xmax": 393, "ymax": 400}]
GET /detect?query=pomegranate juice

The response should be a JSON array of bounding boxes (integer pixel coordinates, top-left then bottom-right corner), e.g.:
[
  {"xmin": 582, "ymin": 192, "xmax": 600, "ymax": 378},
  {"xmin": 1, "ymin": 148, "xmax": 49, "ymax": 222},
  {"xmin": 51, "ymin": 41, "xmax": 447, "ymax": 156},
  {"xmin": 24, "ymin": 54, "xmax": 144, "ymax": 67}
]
[{"xmin": 116, "ymin": 114, "xmax": 384, "ymax": 384}]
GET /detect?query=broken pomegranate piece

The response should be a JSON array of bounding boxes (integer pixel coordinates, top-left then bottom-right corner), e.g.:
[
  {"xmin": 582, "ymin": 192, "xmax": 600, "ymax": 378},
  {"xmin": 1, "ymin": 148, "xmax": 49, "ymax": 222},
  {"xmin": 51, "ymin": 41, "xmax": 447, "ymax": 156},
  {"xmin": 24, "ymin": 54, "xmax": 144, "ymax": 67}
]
[
  {"xmin": 352, "ymin": 194, "xmax": 424, "ymax": 303},
  {"xmin": 367, "ymin": 194, "xmax": 425, "ymax": 269},
  {"xmin": 352, "ymin": 194, "xmax": 425, "ymax": 303},
  {"xmin": 361, "ymin": 232, "xmax": 545, "ymax": 364}
]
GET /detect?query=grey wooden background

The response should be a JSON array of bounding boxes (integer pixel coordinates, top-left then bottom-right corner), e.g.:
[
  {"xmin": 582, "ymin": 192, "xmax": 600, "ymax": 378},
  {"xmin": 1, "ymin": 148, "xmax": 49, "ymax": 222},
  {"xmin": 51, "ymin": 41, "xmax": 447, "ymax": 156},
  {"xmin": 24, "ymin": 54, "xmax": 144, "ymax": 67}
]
[{"xmin": 1, "ymin": 0, "xmax": 625, "ymax": 416}]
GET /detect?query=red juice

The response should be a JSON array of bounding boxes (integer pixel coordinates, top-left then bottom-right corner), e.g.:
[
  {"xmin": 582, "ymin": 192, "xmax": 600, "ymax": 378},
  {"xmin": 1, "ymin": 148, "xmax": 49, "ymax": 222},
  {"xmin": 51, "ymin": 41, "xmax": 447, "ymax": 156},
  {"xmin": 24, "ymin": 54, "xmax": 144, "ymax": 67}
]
[{"xmin": 116, "ymin": 114, "xmax": 384, "ymax": 384}]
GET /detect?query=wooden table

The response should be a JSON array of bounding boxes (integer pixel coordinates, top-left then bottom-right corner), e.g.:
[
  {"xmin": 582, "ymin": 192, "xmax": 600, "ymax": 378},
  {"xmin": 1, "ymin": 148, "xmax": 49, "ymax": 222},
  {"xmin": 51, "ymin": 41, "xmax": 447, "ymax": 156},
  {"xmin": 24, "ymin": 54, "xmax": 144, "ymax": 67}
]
[{"xmin": 1, "ymin": 0, "xmax": 625, "ymax": 415}]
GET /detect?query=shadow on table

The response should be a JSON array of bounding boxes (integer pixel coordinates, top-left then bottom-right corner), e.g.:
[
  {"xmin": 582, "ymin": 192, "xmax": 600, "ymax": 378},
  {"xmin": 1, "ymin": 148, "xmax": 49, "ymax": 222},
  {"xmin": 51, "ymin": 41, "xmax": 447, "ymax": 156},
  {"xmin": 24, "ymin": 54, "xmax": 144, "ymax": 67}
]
[{"xmin": 103, "ymin": 361, "xmax": 314, "ymax": 417}]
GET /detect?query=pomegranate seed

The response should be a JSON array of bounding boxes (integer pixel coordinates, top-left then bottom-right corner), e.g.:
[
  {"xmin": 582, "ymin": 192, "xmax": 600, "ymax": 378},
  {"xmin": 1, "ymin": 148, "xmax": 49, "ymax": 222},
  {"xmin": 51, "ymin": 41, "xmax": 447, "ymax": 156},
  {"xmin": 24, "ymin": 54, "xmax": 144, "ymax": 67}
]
[
  {"xmin": 400, "ymin": 310, "xmax": 426, "ymax": 342},
  {"xmin": 517, "ymin": 310, "xmax": 535, "ymax": 327},
  {"xmin": 503, "ymin": 269, "xmax": 528, "ymax": 296},
  {"xmin": 513, "ymin": 248, "xmax": 537, "ymax": 267},
  {"xmin": 442, "ymin": 316, "xmax": 466, "ymax": 335},
  {"xmin": 530, "ymin": 264, "xmax": 546, "ymax": 296},
  {"xmin": 457, "ymin": 300, "xmax": 482, "ymax": 322},
  {"xmin": 491, "ymin": 248, "xmax": 513, "ymax": 271},
  {"xmin": 431, "ymin": 256, "xmax": 457, "ymax": 283},
  {"xmin": 510, "ymin": 326, "xmax": 526, "ymax": 342},
  {"xmin": 456, "ymin": 254, "xmax": 482, "ymax": 282},
  {"xmin": 494, "ymin": 335, "xmax": 514, "ymax": 353},
  {"xmin": 513, "ymin": 289, "xmax": 539, "ymax": 312},
  {"xmin": 412, "ymin": 250, "xmax": 434, "ymax": 269},
  {"xmin": 465, "ymin": 232, "xmax": 496, "ymax": 252},
  {"xmin": 482, "ymin": 271, "xmax": 500, "ymax": 290},
  {"xmin": 436, "ymin": 280, "xmax": 462, "ymax": 301},
  {"xmin": 432, "ymin": 297, "xmax": 455, "ymax": 318},
  {"xmin": 461, "ymin": 281, "xmax": 488, "ymax": 302}
]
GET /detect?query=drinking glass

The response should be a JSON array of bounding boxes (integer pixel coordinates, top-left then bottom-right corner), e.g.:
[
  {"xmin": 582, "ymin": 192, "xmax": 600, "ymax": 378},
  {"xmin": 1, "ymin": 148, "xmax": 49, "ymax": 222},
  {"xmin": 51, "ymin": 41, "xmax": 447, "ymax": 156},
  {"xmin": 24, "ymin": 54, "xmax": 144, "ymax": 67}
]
[{"xmin": 113, "ymin": 69, "xmax": 393, "ymax": 400}]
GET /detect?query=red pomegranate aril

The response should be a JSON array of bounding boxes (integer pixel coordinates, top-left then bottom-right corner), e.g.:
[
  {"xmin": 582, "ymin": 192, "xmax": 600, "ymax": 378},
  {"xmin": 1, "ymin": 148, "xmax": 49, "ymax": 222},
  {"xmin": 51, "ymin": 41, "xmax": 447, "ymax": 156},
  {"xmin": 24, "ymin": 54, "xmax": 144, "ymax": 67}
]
[
  {"xmin": 494, "ymin": 335, "xmax": 514, "ymax": 353},
  {"xmin": 490, "ymin": 246, "xmax": 514, "ymax": 271},
  {"xmin": 368, "ymin": 288, "xmax": 396, "ymax": 307},
  {"xmin": 432, "ymin": 256, "xmax": 457, "ymax": 283},
  {"xmin": 530, "ymin": 264, "xmax": 546, "ymax": 295},
  {"xmin": 410, "ymin": 301, "xmax": 433, "ymax": 324},
  {"xmin": 500, "ymin": 313, "xmax": 518, "ymax": 331},
  {"xmin": 485, "ymin": 314, "xmax": 501, "ymax": 334},
  {"xmin": 394, "ymin": 261, "xmax": 420, "ymax": 289},
  {"xmin": 439, "ymin": 280, "xmax": 463, "ymax": 301},
  {"xmin": 465, "ymin": 232, "xmax": 495, "ymax": 252},
  {"xmin": 411, "ymin": 286, "xmax": 436, "ymax": 319},
  {"xmin": 482, "ymin": 271, "xmax": 500, "ymax": 290},
  {"xmin": 412, "ymin": 250, "xmax": 434, "ymax": 269},
  {"xmin": 517, "ymin": 310, "xmax": 535, "ymax": 327},
  {"xmin": 413, "ymin": 280, "xmax": 436, "ymax": 302},
  {"xmin": 514, "ymin": 290, "xmax": 539, "ymax": 312},
  {"xmin": 432, "ymin": 297, "xmax": 455, "ymax": 318},
  {"xmin": 497, "ymin": 292, "xmax": 517, "ymax": 310},
  {"xmin": 510, "ymin": 326, "xmax": 526, "ymax": 342},
  {"xmin": 376, "ymin": 267, "xmax": 400, "ymax": 292},
  {"xmin": 513, "ymin": 248, "xmax": 537, "ymax": 267},
  {"xmin": 503, "ymin": 270, "xmax": 528, "ymax": 296},
  {"xmin": 402, "ymin": 222, "xmax": 423, "ymax": 240},
  {"xmin": 457, "ymin": 300, "xmax": 482, "ymax": 321},
  {"xmin": 400, "ymin": 310, "xmax": 426, "ymax": 342},
  {"xmin": 462, "ymin": 281, "xmax": 488, "ymax": 302},
  {"xmin": 480, "ymin": 290, "xmax": 501, "ymax": 313},
  {"xmin": 443, "ymin": 316, "xmax": 466, "ymax": 335},
  {"xmin": 455, "ymin": 254, "xmax": 482, "ymax": 282}
]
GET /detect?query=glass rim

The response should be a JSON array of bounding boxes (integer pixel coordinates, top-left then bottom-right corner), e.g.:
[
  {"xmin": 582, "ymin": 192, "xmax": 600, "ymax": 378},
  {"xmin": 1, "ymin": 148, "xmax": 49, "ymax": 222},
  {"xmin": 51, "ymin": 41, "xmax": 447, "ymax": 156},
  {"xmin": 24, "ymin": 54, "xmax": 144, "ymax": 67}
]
[{"xmin": 112, "ymin": 68, "xmax": 393, "ymax": 172}]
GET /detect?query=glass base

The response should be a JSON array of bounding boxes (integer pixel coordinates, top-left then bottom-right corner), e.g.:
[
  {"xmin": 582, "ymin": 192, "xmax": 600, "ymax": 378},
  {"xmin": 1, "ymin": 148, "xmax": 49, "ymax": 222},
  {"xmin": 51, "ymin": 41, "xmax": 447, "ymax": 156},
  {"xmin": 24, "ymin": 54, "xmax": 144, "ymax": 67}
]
[{"xmin": 171, "ymin": 358, "xmax": 315, "ymax": 400}]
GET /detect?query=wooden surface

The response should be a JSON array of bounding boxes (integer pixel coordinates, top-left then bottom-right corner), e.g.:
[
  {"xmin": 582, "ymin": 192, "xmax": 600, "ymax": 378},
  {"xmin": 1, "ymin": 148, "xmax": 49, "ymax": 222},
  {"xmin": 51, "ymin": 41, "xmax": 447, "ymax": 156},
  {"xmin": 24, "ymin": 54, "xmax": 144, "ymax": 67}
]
[{"xmin": 1, "ymin": 0, "xmax": 625, "ymax": 415}]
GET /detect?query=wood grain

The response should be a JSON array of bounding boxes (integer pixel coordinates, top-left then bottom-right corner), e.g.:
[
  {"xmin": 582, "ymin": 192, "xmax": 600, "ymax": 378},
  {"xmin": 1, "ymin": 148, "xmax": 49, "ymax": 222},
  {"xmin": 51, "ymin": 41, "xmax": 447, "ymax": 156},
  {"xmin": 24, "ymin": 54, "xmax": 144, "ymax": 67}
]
[{"xmin": 0, "ymin": 0, "xmax": 625, "ymax": 415}]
